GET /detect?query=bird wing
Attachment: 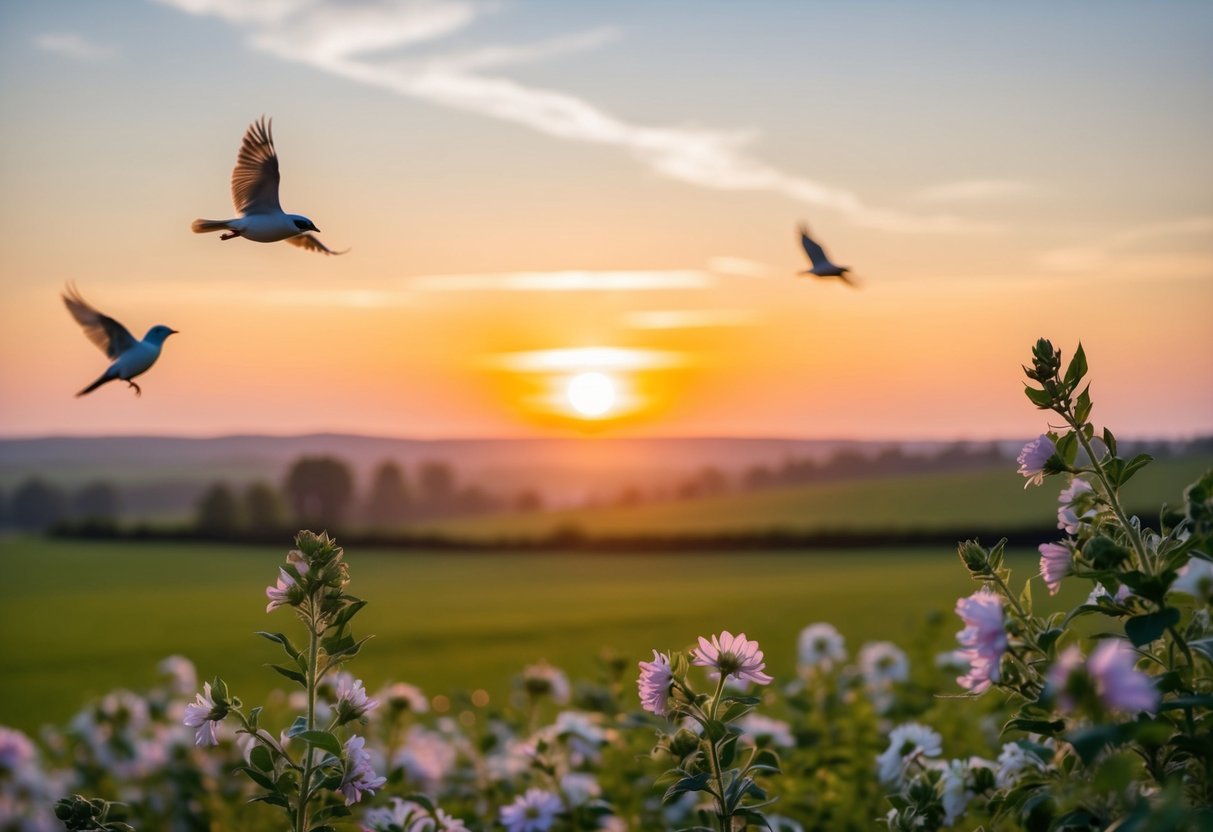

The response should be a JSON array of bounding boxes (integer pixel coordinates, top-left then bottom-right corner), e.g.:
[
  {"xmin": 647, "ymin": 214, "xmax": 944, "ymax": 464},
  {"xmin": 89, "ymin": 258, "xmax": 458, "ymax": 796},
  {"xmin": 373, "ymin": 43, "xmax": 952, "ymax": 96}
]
[
  {"xmin": 62, "ymin": 285, "xmax": 137, "ymax": 359},
  {"xmin": 799, "ymin": 224, "xmax": 829, "ymax": 268},
  {"xmin": 286, "ymin": 234, "xmax": 348, "ymax": 256},
  {"xmin": 231, "ymin": 116, "xmax": 282, "ymax": 215}
]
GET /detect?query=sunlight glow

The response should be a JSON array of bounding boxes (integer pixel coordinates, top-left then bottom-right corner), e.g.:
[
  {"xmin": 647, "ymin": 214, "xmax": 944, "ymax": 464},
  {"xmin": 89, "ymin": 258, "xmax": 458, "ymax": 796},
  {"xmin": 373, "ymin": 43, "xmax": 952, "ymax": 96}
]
[{"xmin": 566, "ymin": 372, "xmax": 617, "ymax": 418}]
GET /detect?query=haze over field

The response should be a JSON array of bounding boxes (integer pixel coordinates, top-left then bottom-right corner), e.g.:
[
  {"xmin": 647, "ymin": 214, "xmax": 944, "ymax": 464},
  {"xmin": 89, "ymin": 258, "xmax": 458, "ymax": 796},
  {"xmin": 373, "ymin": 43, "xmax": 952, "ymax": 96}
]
[{"xmin": 1, "ymin": 1, "xmax": 1211, "ymax": 442}]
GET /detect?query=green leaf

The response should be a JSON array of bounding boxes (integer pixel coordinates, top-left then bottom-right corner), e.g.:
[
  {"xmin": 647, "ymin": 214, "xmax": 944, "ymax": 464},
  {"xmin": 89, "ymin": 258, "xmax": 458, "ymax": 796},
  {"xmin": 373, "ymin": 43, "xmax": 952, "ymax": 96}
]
[
  {"xmin": 237, "ymin": 765, "xmax": 277, "ymax": 792},
  {"xmin": 718, "ymin": 732, "xmax": 739, "ymax": 768},
  {"xmin": 297, "ymin": 730, "xmax": 343, "ymax": 758},
  {"xmin": 1064, "ymin": 343, "xmax": 1087, "ymax": 391},
  {"xmin": 248, "ymin": 792, "xmax": 291, "ymax": 808},
  {"xmin": 256, "ymin": 631, "xmax": 301, "ymax": 660},
  {"xmin": 286, "ymin": 715, "xmax": 308, "ymax": 738},
  {"xmin": 1065, "ymin": 725, "xmax": 1125, "ymax": 765},
  {"xmin": 662, "ymin": 772, "xmax": 712, "ymax": 803},
  {"xmin": 1158, "ymin": 694, "xmax": 1213, "ymax": 711},
  {"xmin": 249, "ymin": 744, "xmax": 273, "ymax": 772},
  {"xmin": 1119, "ymin": 453, "xmax": 1154, "ymax": 487},
  {"xmin": 1102, "ymin": 428, "xmax": 1117, "ymax": 457},
  {"xmin": 1074, "ymin": 385, "xmax": 1092, "ymax": 425},
  {"xmin": 719, "ymin": 700, "xmax": 756, "ymax": 723},
  {"xmin": 1004, "ymin": 717, "xmax": 1066, "ymax": 737},
  {"xmin": 269, "ymin": 664, "xmax": 307, "ymax": 687},
  {"xmin": 1189, "ymin": 636, "xmax": 1213, "ymax": 662},
  {"xmin": 1124, "ymin": 608, "xmax": 1180, "ymax": 647},
  {"xmin": 1024, "ymin": 385, "xmax": 1053, "ymax": 409}
]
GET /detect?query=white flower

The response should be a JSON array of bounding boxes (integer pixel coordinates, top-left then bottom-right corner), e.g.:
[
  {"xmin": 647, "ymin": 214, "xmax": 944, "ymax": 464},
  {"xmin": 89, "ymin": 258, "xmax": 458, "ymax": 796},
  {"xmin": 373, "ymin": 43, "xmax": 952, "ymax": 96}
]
[
  {"xmin": 877, "ymin": 722, "xmax": 942, "ymax": 785},
  {"xmin": 939, "ymin": 757, "xmax": 995, "ymax": 825},
  {"xmin": 1086, "ymin": 583, "xmax": 1132, "ymax": 605},
  {"xmin": 500, "ymin": 788, "xmax": 562, "ymax": 832},
  {"xmin": 182, "ymin": 682, "xmax": 223, "ymax": 746},
  {"xmin": 1172, "ymin": 558, "xmax": 1213, "ymax": 602},
  {"xmin": 1057, "ymin": 478, "xmax": 1095, "ymax": 534},
  {"xmin": 1016, "ymin": 435, "xmax": 1055, "ymax": 487},
  {"xmin": 522, "ymin": 663, "xmax": 570, "ymax": 704},
  {"xmin": 157, "ymin": 655, "xmax": 197, "ymax": 695},
  {"xmin": 797, "ymin": 623, "xmax": 846, "ymax": 672},
  {"xmin": 996, "ymin": 742, "xmax": 1046, "ymax": 789},
  {"xmin": 379, "ymin": 682, "xmax": 429, "ymax": 714},
  {"xmin": 559, "ymin": 772, "xmax": 602, "ymax": 806},
  {"xmin": 335, "ymin": 676, "xmax": 380, "ymax": 724},
  {"xmin": 737, "ymin": 714, "xmax": 795, "ymax": 748},
  {"xmin": 393, "ymin": 725, "xmax": 456, "ymax": 791},
  {"xmin": 859, "ymin": 641, "xmax": 909, "ymax": 685}
]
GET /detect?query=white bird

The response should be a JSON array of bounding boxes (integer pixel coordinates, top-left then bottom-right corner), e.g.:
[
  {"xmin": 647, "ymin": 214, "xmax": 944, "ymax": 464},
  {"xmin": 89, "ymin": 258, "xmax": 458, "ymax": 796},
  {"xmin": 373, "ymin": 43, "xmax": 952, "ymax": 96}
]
[
  {"xmin": 798, "ymin": 223, "xmax": 855, "ymax": 287},
  {"xmin": 192, "ymin": 116, "xmax": 347, "ymax": 255},
  {"xmin": 63, "ymin": 285, "xmax": 178, "ymax": 397}
]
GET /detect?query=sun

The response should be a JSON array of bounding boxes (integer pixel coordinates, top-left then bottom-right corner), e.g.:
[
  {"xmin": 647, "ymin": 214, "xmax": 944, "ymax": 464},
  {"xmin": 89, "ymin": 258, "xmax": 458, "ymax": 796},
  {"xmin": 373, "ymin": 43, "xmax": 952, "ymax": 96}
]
[{"xmin": 566, "ymin": 371, "xmax": 617, "ymax": 418}]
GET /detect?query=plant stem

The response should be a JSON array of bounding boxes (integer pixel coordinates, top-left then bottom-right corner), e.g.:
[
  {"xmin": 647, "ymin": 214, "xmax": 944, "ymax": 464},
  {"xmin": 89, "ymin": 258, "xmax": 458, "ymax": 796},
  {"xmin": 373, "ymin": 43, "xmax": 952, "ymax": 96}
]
[
  {"xmin": 296, "ymin": 605, "xmax": 320, "ymax": 832},
  {"xmin": 706, "ymin": 674, "xmax": 730, "ymax": 832}
]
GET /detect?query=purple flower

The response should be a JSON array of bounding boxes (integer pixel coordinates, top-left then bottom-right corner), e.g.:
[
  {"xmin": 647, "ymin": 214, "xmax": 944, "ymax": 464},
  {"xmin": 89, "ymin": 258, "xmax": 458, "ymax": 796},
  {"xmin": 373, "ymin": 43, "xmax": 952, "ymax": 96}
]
[
  {"xmin": 954, "ymin": 590, "xmax": 1007, "ymax": 693},
  {"xmin": 340, "ymin": 734, "xmax": 386, "ymax": 805},
  {"xmin": 637, "ymin": 650, "xmax": 673, "ymax": 717},
  {"xmin": 1039, "ymin": 543, "xmax": 1071, "ymax": 596},
  {"xmin": 182, "ymin": 682, "xmax": 224, "ymax": 746},
  {"xmin": 1016, "ymin": 435, "xmax": 1055, "ymax": 487},
  {"xmin": 1057, "ymin": 478, "xmax": 1095, "ymax": 534},
  {"xmin": 1089, "ymin": 640, "xmax": 1158, "ymax": 714},
  {"xmin": 691, "ymin": 630, "xmax": 774, "ymax": 686},
  {"xmin": 1046, "ymin": 645, "xmax": 1087, "ymax": 712},
  {"xmin": 335, "ymin": 676, "xmax": 380, "ymax": 725},
  {"xmin": 500, "ymin": 787, "xmax": 562, "ymax": 832},
  {"xmin": 265, "ymin": 551, "xmax": 309, "ymax": 613}
]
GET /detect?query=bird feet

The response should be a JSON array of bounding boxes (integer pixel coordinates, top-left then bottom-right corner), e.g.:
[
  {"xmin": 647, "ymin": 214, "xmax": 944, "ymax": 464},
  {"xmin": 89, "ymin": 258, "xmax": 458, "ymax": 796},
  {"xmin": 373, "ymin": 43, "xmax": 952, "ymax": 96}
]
[
  {"xmin": 220, "ymin": 231, "xmax": 241, "ymax": 241},
  {"xmin": 127, "ymin": 380, "xmax": 142, "ymax": 397}
]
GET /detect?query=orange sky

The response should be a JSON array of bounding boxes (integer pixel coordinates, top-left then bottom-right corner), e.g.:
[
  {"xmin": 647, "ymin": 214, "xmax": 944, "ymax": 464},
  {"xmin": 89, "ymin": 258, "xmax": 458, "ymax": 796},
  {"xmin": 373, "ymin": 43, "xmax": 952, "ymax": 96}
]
[{"xmin": 1, "ymin": 1, "xmax": 1210, "ymax": 440}]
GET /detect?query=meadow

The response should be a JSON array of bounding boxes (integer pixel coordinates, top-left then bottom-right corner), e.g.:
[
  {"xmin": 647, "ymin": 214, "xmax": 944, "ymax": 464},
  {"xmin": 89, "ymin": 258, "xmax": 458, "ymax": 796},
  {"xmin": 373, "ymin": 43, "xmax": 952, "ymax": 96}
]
[{"xmin": 0, "ymin": 537, "xmax": 1069, "ymax": 734}]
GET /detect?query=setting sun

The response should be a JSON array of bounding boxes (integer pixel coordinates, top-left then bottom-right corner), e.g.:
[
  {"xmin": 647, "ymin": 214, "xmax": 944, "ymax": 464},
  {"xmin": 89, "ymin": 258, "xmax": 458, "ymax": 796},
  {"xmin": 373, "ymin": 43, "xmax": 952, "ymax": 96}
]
[{"xmin": 566, "ymin": 372, "xmax": 617, "ymax": 418}]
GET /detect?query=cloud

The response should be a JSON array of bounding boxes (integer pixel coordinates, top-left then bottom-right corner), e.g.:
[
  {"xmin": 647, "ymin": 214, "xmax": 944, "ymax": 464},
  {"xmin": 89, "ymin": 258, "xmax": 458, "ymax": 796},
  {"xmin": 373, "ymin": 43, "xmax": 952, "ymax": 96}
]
[
  {"xmin": 486, "ymin": 346, "xmax": 688, "ymax": 372},
  {"xmin": 35, "ymin": 32, "xmax": 117, "ymax": 61},
  {"xmin": 912, "ymin": 179, "xmax": 1042, "ymax": 203},
  {"xmin": 410, "ymin": 269, "xmax": 713, "ymax": 292},
  {"xmin": 707, "ymin": 256, "xmax": 771, "ymax": 278},
  {"xmin": 155, "ymin": 0, "xmax": 995, "ymax": 234},
  {"xmin": 624, "ymin": 309, "xmax": 759, "ymax": 329},
  {"xmin": 1039, "ymin": 216, "xmax": 1213, "ymax": 272}
]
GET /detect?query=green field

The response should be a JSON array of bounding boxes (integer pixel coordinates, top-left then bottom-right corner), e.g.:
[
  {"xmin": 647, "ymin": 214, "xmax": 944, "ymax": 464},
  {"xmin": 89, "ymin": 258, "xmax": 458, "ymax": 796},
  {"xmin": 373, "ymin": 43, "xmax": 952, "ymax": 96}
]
[
  {"xmin": 0, "ymin": 537, "xmax": 1085, "ymax": 734},
  {"xmin": 422, "ymin": 455, "xmax": 1212, "ymax": 538}
]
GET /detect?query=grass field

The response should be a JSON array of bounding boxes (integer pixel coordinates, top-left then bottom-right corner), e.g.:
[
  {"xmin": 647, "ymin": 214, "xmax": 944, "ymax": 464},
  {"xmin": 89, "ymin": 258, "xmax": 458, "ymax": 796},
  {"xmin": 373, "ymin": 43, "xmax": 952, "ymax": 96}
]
[
  {"xmin": 422, "ymin": 454, "xmax": 1212, "ymax": 538},
  {"xmin": 0, "ymin": 536, "xmax": 1086, "ymax": 734}
]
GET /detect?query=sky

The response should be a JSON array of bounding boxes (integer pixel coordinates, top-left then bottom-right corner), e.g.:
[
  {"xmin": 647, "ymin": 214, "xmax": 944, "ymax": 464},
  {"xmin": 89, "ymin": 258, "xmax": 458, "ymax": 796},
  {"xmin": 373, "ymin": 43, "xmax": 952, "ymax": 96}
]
[{"xmin": 0, "ymin": 0, "xmax": 1210, "ymax": 440}]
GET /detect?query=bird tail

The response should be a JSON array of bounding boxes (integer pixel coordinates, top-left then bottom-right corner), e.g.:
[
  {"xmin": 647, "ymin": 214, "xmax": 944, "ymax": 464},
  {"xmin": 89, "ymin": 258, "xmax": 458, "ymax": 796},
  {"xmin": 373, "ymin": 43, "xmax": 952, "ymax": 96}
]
[
  {"xmin": 191, "ymin": 218, "xmax": 231, "ymax": 234},
  {"xmin": 77, "ymin": 369, "xmax": 117, "ymax": 397}
]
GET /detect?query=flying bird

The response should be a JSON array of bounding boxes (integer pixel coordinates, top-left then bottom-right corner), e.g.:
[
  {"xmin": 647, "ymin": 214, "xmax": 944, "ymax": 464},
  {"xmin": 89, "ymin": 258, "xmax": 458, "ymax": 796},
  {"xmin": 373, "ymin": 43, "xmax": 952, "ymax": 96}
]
[
  {"xmin": 192, "ymin": 116, "xmax": 347, "ymax": 255},
  {"xmin": 798, "ymin": 223, "xmax": 855, "ymax": 286},
  {"xmin": 62, "ymin": 285, "xmax": 178, "ymax": 397}
]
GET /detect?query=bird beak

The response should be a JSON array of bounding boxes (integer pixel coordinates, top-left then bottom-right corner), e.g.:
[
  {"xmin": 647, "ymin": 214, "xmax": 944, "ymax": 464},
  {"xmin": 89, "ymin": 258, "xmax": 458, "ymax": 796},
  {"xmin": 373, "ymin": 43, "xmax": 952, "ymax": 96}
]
[
  {"xmin": 170, "ymin": 329, "xmax": 180, "ymax": 335},
  {"xmin": 312, "ymin": 226, "xmax": 321, "ymax": 233}
]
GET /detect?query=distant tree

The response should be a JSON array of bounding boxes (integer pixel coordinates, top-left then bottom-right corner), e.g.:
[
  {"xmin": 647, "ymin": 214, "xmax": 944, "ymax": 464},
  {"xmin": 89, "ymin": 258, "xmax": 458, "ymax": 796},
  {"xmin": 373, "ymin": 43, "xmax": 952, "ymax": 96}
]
[
  {"xmin": 71, "ymin": 480, "xmax": 122, "ymax": 523},
  {"xmin": 613, "ymin": 486, "xmax": 644, "ymax": 508},
  {"xmin": 11, "ymin": 478, "xmax": 68, "ymax": 531},
  {"xmin": 0, "ymin": 487, "xmax": 6, "ymax": 527},
  {"xmin": 455, "ymin": 485, "xmax": 497, "ymax": 515},
  {"xmin": 196, "ymin": 482, "xmax": 243, "ymax": 536},
  {"xmin": 417, "ymin": 460, "xmax": 456, "ymax": 516},
  {"xmin": 514, "ymin": 488, "xmax": 544, "ymax": 513},
  {"xmin": 243, "ymin": 481, "xmax": 286, "ymax": 533},
  {"xmin": 365, "ymin": 460, "xmax": 410, "ymax": 528},
  {"xmin": 284, "ymin": 456, "xmax": 355, "ymax": 529}
]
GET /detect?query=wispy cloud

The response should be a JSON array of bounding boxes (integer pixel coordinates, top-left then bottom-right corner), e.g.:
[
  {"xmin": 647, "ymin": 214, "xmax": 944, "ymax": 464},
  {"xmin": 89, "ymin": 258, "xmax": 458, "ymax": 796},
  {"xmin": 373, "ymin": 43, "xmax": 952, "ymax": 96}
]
[
  {"xmin": 624, "ymin": 309, "xmax": 759, "ymax": 330},
  {"xmin": 912, "ymin": 179, "xmax": 1042, "ymax": 203},
  {"xmin": 155, "ymin": 0, "xmax": 994, "ymax": 234},
  {"xmin": 410, "ymin": 269, "xmax": 713, "ymax": 292},
  {"xmin": 35, "ymin": 32, "xmax": 117, "ymax": 61},
  {"xmin": 485, "ymin": 346, "xmax": 688, "ymax": 372},
  {"xmin": 1039, "ymin": 216, "xmax": 1213, "ymax": 272},
  {"xmin": 707, "ymin": 256, "xmax": 771, "ymax": 278}
]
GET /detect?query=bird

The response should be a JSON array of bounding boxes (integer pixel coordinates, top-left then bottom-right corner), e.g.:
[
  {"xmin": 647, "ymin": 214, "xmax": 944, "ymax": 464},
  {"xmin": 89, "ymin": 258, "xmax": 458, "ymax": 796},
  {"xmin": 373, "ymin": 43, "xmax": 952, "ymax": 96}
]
[
  {"xmin": 192, "ymin": 116, "xmax": 347, "ymax": 255},
  {"xmin": 797, "ymin": 223, "xmax": 855, "ymax": 286},
  {"xmin": 62, "ymin": 285, "xmax": 178, "ymax": 397}
]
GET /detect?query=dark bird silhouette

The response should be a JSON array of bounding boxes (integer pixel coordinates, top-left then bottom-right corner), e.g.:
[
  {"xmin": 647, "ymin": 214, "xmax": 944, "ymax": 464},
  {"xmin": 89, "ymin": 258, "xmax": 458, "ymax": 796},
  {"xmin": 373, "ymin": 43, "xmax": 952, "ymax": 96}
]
[{"xmin": 798, "ymin": 223, "xmax": 855, "ymax": 287}]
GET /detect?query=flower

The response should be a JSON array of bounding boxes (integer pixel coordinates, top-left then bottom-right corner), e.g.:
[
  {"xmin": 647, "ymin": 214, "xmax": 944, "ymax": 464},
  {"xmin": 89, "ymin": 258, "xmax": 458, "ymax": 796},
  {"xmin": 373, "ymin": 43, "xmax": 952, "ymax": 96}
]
[
  {"xmin": 859, "ymin": 641, "xmax": 909, "ymax": 685},
  {"xmin": 1086, "ymin": 583, "xmax": 1132, "ymax": 606},
  {"xmin": 182, "ymin": 682, "xmax": 225, "ymax": 746},
  {"xmin": 157, "ymin": 655, "xmax": 197, "ymax": 695},
  {"xmin": 1016, "ymin": 434, "xmax": 1055, "ymax": 487},
  {"xmin": 362, "ymin": 797, "xmax": 469, "ymax": 832},
  {"xmin": 499, "ymin": 787, "xmax": 562, "ymax": 832},
  {"xmin": 335, "ymin": 676, "xmax": 380, "ymax": 725},
  {"xmin": 737, "ymin": 713, "xmax": 795, "ymax": 748},
  {"xmin": 876, "ymin": 722, "xmax": 942, "ymax": 785},
  {"xmin": 379, "ymin": 682, "xmax": 429, "ymax": 714},
  {"xmin": 1046, "ymin": 645, "xmax": 1087, "ymax": 712},
  {"xmin": 1089, "ymin": 640, "xmax": 1159, "ymax": 715},
  {"xmin": 559, "ymin": 772, "xmax": 602, "ymax": 806},
  {"xmin": 954, "ymin": 590, "xmax": 1007, "ymax": 693},
  {"xmin": 393, "ymin": 725, "xmax": 456, "ymax": 791},
  {"xmin": 797, "ymin": 623, "xmax": 846, "ymax": 671},
  {"xmin": 995, "ymin": 741, "xmax": 1047, "ymax": 789},
  {"xmin": 939, "ymin": 757, "xmax": 995, "ymax": 825},
  {"xmin": 691, "ymin": 630, "xmax": 774, "ymax": 686},
  {"xmin": 1057, "ymin": 478, "xmax": 1095, "ymax": 534},
  {"xmin": 265, "ymin": 552, "xmax": 309, "ymax": 613},
  {"xmin": 1171, "ymin": 558, "xmax": 1213, "ymax": 602},
  {"xmin": 522, "ymin": 662, "xmax": 570, "ymax": 704},
  {"xmin": 637, "ymin": 650, "xmax": 673, "ymax": 716},
  {"xmin": 1038, "ymin": 542, "xmax": 1071, "ymax": 595},
  {"xmin": 340, "ymin": 734, "xmax": 386, "ymax": 805}
]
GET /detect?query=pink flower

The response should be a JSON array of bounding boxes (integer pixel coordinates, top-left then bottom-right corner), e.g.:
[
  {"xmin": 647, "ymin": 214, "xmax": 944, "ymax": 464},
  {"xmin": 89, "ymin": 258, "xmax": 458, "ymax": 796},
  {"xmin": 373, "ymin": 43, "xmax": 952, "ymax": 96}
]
[
  {"xmin": 690, "ymin": 630, "xmax": 773, "ymax": 686},
  {"xmin": 637, "ymin": 650, "xmax": 673, "ymax": 717},
  {"xmin": 1016, "ymin": 435, "xmax": 1055, "ymax": 487},
  {"xmin": 1057, "ymin": 478, "xmax": 1095, "ymax": 534},
  {"xmin": 1039, "ymin": 543, "xmax": 1071, "ymax": 595},
  {"xmin": 500, "ymin": 787, "xmax": 562, "ymax": 832},
  {"xmin": 1046, "ymin": 645, "xmax": 1087, "ymax": 712},
  {"xmin": 340, "ymin": 734, "xmax": 386, "ymax": 805},
  {"xmin": 954, "ymin": 590, "xmax": 1007, "ymax": 693},
  {"xmin": 265, "ymin": 552, "xmax": 309, "ymax": 613},
  {"xmin": 182, "ymin": 682, "xmax": 223, "ymax": 746},
  {"xmin": 335, "ymin": 676, "xmax": 380, "ymax": 725},
  {"xmin": 1089, "ymin": 640, "xmax": 1158, "ymax": 714}
]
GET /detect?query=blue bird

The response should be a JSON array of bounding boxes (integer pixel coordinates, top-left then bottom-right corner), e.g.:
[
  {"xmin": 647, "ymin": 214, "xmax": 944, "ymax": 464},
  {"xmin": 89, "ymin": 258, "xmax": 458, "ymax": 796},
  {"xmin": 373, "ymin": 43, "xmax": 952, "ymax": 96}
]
[{"xmin": 63, "ymin": 285, "xmax": 178, "ymax": 397}]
